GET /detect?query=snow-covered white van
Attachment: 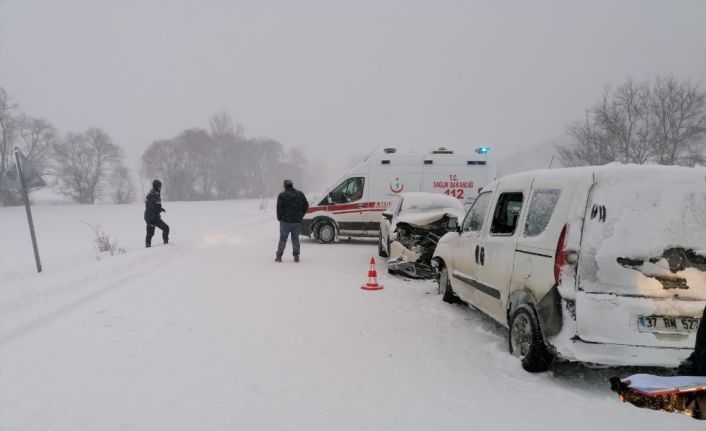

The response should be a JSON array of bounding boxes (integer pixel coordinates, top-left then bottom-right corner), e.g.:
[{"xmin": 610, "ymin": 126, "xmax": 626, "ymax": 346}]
[
  {"xmin": 432, "ymin": 164, "xmax": 706, "ymax": 371},
  {"xmin": 302, "ymin": 147, "xmax": 495, "ymax": 243}
]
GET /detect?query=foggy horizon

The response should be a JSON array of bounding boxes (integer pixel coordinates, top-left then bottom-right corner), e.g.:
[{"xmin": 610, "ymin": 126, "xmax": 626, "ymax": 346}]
[{"xmin": 2, "ymin": 0, "xmax": 706, "ymax": 187}]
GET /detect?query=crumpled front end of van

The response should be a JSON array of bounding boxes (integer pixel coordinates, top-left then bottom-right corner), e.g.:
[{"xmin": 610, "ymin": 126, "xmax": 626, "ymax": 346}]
[{"xmin": 387, "ymin": 213, "xmax": 458, "ymax": 279}]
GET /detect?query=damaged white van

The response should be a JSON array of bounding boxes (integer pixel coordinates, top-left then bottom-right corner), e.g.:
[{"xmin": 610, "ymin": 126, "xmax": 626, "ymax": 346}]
[{"xmin": 432, "ymin": 164, "xmax": 706, "ymax": 371}]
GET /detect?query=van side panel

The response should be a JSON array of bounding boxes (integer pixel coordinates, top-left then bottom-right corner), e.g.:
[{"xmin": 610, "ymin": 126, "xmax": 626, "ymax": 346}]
[{"xmin": 509, "ymin": 172, "xmax": 593, "ymax": 338}]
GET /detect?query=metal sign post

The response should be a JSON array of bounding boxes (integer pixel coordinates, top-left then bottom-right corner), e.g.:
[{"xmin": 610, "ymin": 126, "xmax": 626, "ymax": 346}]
[{"xmin": 14, "ymin": 149, "xmax": 42, "ymax": 273}]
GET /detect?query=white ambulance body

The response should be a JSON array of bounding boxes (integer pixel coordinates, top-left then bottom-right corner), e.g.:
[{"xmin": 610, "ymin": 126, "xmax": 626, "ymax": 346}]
[{"xmin": 302, "ymin": 147, "xmax": 496, "ymax": 243}]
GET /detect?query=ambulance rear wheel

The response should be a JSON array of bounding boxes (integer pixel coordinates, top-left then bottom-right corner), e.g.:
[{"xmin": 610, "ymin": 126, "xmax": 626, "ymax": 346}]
[{"xmin": 317, "ymin": 221, "xmax": 336, "ymax": 244}]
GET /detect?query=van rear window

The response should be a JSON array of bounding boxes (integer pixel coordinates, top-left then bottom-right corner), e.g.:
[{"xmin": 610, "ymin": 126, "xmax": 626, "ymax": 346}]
[{"xmin": 523, "ymin": 189, "xmax": 561, "ymax": 237}]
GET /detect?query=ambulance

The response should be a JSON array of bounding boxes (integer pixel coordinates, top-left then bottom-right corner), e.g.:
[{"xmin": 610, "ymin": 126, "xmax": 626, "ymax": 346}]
[{"xmin": 302, "ymin": 147, "xmax": 496, "ymax": 243}]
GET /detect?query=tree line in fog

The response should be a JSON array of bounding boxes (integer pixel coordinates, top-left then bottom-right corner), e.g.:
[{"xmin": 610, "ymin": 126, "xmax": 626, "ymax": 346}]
[
  {"xmin": 0, "ymin": 87, "xmax": 133, "ymax": 205},
  {"xmin": 141, "ymin": 111, "xmax": 308, "ymax": 201},
  {"xmin": 2, "ymin": 74, "xmax": 704, "ymax": 207},
  {"xmin": 0, "ymin": 88, "xmax": 308, "ymax": 205},
  {"xmin": 557, "ymin": 75, "xmax": 706, "ymax": 167}
]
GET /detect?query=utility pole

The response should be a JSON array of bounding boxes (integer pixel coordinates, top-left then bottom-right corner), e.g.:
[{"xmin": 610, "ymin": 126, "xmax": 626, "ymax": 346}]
[{"xmin": 15, "ymin": 149, "xmax": 42, "ymax": 273}]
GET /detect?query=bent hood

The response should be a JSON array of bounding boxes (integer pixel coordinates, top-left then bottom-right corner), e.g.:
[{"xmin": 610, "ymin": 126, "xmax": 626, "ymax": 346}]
[{"xmin": 396, "ymin": 209, "xmax": 464, "ymax": 227}]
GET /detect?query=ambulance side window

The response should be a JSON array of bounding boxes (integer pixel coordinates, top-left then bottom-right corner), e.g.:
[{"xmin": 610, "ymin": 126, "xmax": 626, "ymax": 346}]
[
  {"xmin": 346, "ymin": 177, "xmax": 365, "ymax": 202},
  {"xmin": 330, "ymin": 177, "xmax": 365, "ymax": 203}
]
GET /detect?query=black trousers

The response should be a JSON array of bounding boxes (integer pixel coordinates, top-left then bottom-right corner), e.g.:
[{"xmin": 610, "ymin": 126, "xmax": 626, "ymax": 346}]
[{"xmin": 146, "ymin": 219, "xmax": 170, "ymax": 246}]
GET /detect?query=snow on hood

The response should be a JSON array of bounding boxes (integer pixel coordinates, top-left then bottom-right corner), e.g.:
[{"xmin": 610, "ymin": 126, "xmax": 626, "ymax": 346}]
[{"xmin": 396, "ymin": 208, "xmax": 465, "ymax": 226}]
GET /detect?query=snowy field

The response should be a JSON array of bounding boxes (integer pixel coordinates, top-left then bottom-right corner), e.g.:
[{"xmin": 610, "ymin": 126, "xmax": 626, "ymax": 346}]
[{"xmin": 0, "ymin": 199, "xmax": 702, "ymax": 430}]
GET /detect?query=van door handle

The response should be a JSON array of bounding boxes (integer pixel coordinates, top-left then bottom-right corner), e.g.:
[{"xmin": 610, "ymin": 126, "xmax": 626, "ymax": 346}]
[
  {"xmin": 474, "ymin": 245, "xmax": 480, "ymax": 264},
  {"xmin": 480, "ymin": 247, "xmax": 485, "ymax": 266},
  {"xmin": 356, "ymin": 203, "xmax": 365, "ymax": 208}
]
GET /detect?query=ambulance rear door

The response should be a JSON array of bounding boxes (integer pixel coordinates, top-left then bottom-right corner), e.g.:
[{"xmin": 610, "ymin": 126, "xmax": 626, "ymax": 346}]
[
  {"xmin": 422, "ymin": 154, "xmax": 488, "ymax": 203},
  {"xmin": 367, "ymin": 154, "xmax": 423, "ymax": 232}
]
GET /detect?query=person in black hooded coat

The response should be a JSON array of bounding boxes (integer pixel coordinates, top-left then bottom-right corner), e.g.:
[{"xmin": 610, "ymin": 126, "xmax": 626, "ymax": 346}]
[{"xmin": 144, "ymin": 179, "xmax": 170, "ymax": 247}]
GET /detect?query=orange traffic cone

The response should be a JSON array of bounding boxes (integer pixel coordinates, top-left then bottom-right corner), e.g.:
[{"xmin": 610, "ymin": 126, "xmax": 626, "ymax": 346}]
[{"xmin": 361, "ymin": 257, "xmax": 383, "ymax": 291}]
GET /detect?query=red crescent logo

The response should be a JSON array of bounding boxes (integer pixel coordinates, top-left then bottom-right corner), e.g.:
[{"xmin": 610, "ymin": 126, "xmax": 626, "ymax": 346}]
[{"xmin": 389, "ymin": 178, "xmax": 404, "ymax": 193}]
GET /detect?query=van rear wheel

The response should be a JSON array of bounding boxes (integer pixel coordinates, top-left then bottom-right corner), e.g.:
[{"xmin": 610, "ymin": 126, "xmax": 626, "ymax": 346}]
[
  {"xmin": 509, "ymin": 306, "xmax": 552, "ymax": 372},
  {"xmin": 317, "ymin": 221, "xmax": 336, "ymax": 244}
]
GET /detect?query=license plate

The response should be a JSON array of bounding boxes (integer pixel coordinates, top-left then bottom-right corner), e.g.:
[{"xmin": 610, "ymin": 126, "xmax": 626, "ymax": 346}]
[{"xmin": 637, "ymin": 315, "xmax": 700, "ymax": 334}]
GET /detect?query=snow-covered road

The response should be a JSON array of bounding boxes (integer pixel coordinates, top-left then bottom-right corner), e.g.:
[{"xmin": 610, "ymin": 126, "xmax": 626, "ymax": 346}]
[{"xmin": 0, "ymin": 200, "xmax": 701, "ymax": 430}]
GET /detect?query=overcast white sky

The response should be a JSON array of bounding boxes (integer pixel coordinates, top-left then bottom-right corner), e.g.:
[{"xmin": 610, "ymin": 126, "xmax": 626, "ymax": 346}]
[{"xmin": 1, "ymin": 0, "xmax": 705, "ymax": 183}]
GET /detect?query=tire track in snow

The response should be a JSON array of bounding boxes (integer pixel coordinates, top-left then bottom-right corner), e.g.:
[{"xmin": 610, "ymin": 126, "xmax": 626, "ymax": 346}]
[
  {"xmin": 0, "ymin": 211, "xmax": 271, "ymax": 347},
  {"xmin": 0, "ymin": 246, "xmax": 179, "ymax": 346}
]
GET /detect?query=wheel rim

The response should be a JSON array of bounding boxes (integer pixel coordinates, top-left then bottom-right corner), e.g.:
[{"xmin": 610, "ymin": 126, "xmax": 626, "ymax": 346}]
[
  {"xmin": 511, "ymin": 312, "xmax": 532, "ymax": 359},
  {"xmin": 319, "ymin": 224, "xmax": 334, "ymax": 242},
  {"xmin": 439, "ymin": 268, "xmax": 448, "ymax": 295}
]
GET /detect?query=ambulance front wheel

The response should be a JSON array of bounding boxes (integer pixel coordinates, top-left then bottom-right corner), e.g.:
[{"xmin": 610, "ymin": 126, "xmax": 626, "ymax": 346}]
[{"xmin": 316, "ymin": 221, "xmax": 336, "ymax": 244}]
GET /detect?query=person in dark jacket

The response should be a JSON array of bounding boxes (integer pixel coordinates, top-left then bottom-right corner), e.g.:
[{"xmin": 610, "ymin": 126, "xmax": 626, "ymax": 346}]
[
  {"xmin": 144, "ymin": 179, "xmax": 169, "ymax": 247},
  {"xmin": 276, "ymin": 179, "xmax": 309, "ymax": 262}
]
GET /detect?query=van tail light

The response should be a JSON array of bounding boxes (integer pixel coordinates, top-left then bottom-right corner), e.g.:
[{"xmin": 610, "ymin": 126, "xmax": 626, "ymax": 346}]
[{"xmin": 554, "ymin": 224, "xmax": 568, "ymax": 283}]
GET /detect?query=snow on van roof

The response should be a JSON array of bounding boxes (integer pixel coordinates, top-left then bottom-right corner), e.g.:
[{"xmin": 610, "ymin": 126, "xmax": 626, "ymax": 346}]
[{"xmin": 498, "ymin": 163, "xmax": 706, "ymax": 183}]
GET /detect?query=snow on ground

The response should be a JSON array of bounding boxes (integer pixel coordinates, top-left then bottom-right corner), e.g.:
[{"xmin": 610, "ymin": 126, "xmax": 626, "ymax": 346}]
[{"xmin": 0, "ymin": 200, "xmax": 703, "ymax": 430}]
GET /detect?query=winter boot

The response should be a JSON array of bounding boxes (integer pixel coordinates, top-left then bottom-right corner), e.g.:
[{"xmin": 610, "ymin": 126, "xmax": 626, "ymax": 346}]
[
  {"xmin": 294, "ymin": 255, "xmax": 300, "ymax": 263},
  {"xmin": 275, "ymin": 255, "xmax": 282, "ymax": 263}
]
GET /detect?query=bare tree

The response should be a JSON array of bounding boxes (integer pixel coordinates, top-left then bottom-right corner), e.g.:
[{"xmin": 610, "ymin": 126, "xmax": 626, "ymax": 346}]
[
  {"xmin": 142, "ymin": 138, "xmax": 197, "ymax": 201},
  {"xmin": 557, "ymin": 76, "xmax": 706, "ymax": 167},
  {"xmin": 212, "ymin": 133, "xmax": 249, "ymax": 199},
  {"xmin": 110, "ymin": 165, "xmax": 136, "ymax": 204},
  {"xmin": 651, "ymin": 76, "xmax": 706, "ymax": 166},
  {"xmin": 142, "ymin": 116, "xmax": 309, "ymax": 200},
  {"xmin": 178, "ymin": 128, "xmax": 216, "ymax": 199},
  {"xmin": 209, "ymin": 111, "xmax": 247, "ymax": 199},
  {"xmin": 557, "ymin": 117, "xmax": 617, "ymax": 167},
  {"xmin": 280, "ymin": 146, "xmax": 308, "ymax": 190},
  {"xmin": 53, "ymin": 128, "xmax": 123, "ymax": 204},
  {"xmin": 246, "ymin": 138, "xmax": 285, "ymax": 198},
  {"xmin": 209, "ymin": 110, "xmax": 243, "ymax": 140},
  {"xmin": 18, "ymin": 116, "xmax": 58, "ymax": 176},
  {"xmin": 0, "ymin": 88, "xmax": 55, "ymax": 204},
  {"xmin": 0, "ymin": 88, "xmax": 21, "ymax": 204}
]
